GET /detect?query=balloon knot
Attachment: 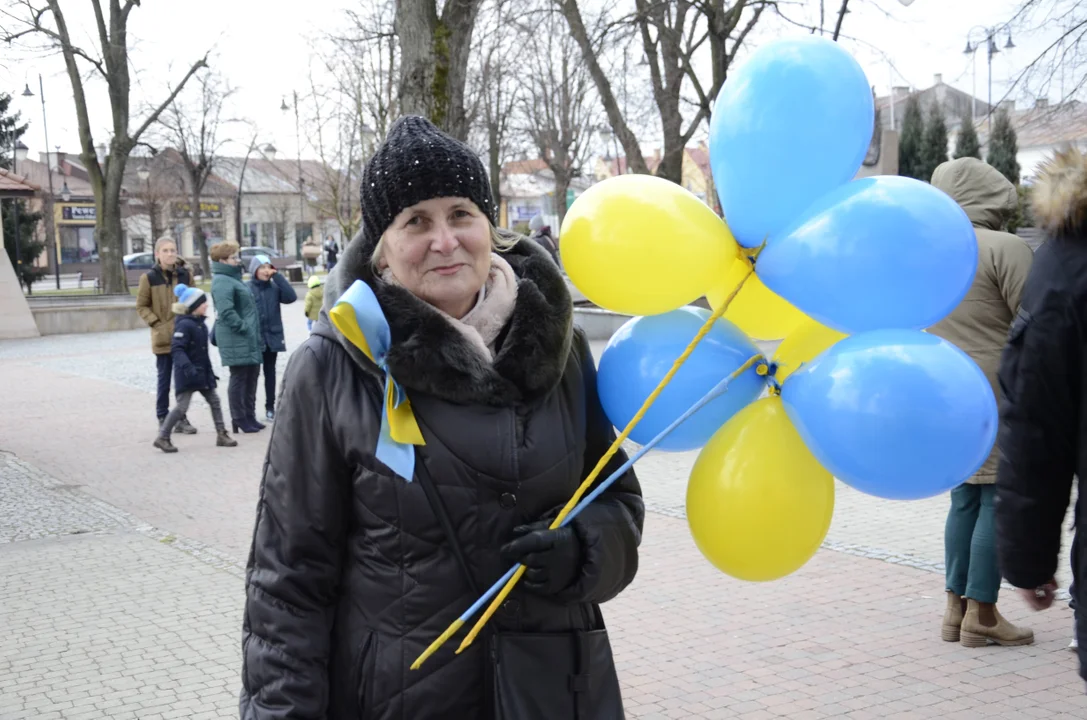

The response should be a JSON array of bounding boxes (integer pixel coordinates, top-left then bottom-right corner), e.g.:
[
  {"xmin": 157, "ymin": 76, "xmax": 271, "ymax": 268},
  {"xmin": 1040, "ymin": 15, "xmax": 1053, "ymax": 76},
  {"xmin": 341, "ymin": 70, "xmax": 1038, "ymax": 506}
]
[{"xmin": 756, "ymin": 363, "xmax": 769, "ymax": 376}]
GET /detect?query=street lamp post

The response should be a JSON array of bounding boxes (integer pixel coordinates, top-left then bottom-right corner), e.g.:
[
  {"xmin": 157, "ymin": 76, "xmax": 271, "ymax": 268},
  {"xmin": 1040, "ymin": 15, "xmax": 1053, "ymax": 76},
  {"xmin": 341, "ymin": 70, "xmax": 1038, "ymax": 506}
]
[
  {"xmin": 7, "ymin": 126, "xmax": 23, "ymax": 287},
  {"xmin": 23, "ymin": 75, "xmax": 62, "ymax": 288},
  {"xmin": 598, "ymin": 126, "xmax": 622, "ymax": 176},
  {"xmin": 281, "ymin": 91, "xmax": 306, "ymax": 258},
  {"xmin": 964, "ymin": 26, "xmax": 1015, "ymax": 121}
]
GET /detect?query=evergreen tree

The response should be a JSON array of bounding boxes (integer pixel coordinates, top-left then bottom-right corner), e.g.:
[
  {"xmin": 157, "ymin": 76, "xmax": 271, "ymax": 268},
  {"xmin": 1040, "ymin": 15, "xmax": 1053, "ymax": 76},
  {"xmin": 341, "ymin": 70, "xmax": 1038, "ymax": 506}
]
[
  {"xmin": 920, "ymin": 102, "xmax": 949, "ymax": 181},
  {"xmin": 986, "ymin": 108, "xmax": 1021, "ymax": 185},
  {"xmin": 954, "ymin": 112, "xmax": 981, "ymax": 160},
  {"xmin": 898, "ymin": 94, "xmax": 925, "ymax": 180},
  {"xmin": 0, "ymin": 92, "xmax": 44, "ymax": 292},
  {"xmin": 2, "ymin": 200, "xmax": 45, "ymax": 294}
]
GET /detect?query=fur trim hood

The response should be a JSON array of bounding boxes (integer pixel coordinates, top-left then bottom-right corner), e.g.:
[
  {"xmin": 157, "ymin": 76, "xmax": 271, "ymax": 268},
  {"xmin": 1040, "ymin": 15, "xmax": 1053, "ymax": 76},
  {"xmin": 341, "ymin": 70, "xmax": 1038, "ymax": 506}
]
[
  {"xmin": 319, "ymin": 229, "xmax": 573, "ymax": 407},
  {"xmin": 171, "ymin": 301, "xmax": 190, "ymax": 315},
  {"xmin": 1032, "ymin": 145, "xmax": 1087, "ymax": 236}
]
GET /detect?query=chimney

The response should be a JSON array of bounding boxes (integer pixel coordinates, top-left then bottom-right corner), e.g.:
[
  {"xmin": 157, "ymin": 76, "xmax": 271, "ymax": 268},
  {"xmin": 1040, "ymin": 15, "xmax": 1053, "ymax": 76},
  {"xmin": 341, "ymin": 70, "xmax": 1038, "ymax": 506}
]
[
  {"xmin": 14, "ymin": 141, "xmax": 28, "ymax": 163},
  {"xmin": 999, "ymin": 99, "xmax": 1016, "ymax": 112},
  {"xmin": 261, "ymin": 143, "xmax": 278, "ymax": 161},
  {"xmin": 933, "ymin": 73, "xmax": 943, "ymax": 86},
  {"xmin": 892, "ymin": 85, "xmax": 910, "ymax": 100},
  {"xmin": 1035, "ymin": 98, "xmax": 1049, "ymax": 109}
]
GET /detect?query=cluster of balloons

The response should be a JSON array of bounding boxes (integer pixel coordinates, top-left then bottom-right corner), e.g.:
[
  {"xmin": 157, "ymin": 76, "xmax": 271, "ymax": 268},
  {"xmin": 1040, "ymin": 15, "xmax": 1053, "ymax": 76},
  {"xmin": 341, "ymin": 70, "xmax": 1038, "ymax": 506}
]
[{"xmin": 560, "ymin": 36, "xmax": 996, "ymax": 583}]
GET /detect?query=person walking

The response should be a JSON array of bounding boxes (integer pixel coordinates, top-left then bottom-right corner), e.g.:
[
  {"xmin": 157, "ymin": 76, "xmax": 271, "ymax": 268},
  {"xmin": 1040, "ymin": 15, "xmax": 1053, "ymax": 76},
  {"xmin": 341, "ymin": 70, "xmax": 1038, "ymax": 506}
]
[
  {"xmin": 209, "ymin": 241, "xmax": 264, "ymax": 434},
  {"xmin": 927, "ymin": 157, "xmax": 1035, "ymax": 647},
  {"xmin": 303, "ymin": 274, "xmax": 324, "ymax": 331},
  {"xmin": 301, "ymin": 234, "xmax": 322, "ymax": 277},
  {"xmin": 135, "ymin": 237, "xmax": 197, "ymax": 435},
  {"xmin": 240, "ymin": 116, "xmax": 643, "ymax": 720},
  {"xmin": 247, "ymin": 255, "xmax": 297, "ymax": 421},
  {"xmin": 528, "ymin": 213, "xmax": 560, "ymax": 265},
  {"xmin": 995, "ymin": 146, "xmax": 1087, "ymax": 684},
  {"xmin": 153, "ymin": 284, "xmax": 237, "ymax": 453},
  {"xmin": 324, "ymin": 236, "xmax": 340, "ymax": 271}
]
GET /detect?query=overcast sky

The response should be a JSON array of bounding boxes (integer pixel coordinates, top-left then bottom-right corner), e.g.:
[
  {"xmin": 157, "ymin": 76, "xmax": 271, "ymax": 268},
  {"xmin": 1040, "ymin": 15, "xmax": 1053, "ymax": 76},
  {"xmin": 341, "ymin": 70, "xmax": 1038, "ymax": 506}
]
[{"xmin": 0, "ymin": 0, "xmax": 1064, "ymax": 163}]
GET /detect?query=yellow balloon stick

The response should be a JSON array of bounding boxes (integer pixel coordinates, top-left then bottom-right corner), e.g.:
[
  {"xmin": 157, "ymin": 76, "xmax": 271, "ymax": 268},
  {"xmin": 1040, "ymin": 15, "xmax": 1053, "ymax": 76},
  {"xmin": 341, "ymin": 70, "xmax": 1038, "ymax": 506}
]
[{"xmin": 452, "ymin": 266, "xmax": 758, "ymax": 656}]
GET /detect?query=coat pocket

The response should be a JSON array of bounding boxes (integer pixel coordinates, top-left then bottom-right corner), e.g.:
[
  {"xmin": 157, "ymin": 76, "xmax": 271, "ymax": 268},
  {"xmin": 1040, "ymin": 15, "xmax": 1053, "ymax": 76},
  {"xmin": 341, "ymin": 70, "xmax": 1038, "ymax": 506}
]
[{"xmin": 354, "ymin": 631, "xmax": 377, "ymax": 718}]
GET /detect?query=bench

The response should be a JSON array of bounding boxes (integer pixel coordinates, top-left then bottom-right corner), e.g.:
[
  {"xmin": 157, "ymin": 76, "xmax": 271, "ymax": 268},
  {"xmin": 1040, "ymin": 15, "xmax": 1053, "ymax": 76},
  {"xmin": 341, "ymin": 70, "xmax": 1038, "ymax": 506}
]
[{"xmin": 54, "ymin": 272, "xmax": 90, "ymax": 290}]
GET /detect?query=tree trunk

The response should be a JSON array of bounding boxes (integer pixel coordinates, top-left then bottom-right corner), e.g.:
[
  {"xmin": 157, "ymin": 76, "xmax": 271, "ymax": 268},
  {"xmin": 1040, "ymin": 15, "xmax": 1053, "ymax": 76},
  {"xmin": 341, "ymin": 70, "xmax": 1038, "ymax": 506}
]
[
  {"xmin": 488, "ymin": 121, "xmax": 502, "ymax": 212},
  {"xmin": 395, "ymin": 0, "xmax": 439, "ymax": 120},
  {"xmin": 395, "ymin": 0, "xmax": 483, "ymax": 140},
  {"xmin": 554, "ymin": 169, "xmax": 571, "ymax": 229},
  {"xmin": 97, "ymin": 152, "xmax": 128, "ymax": 294},
  {"xmin": 191, "ymin": 187, "xmax": 210, "ymax": 280}
]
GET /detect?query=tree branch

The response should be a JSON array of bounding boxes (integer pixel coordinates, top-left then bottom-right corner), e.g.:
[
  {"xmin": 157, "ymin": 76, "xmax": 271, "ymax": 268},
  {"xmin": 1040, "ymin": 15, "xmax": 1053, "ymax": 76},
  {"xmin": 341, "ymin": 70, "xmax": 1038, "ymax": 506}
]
[
  {"xmin": 831, "ymin": 0, "xmax": 849, "ymax": 41},
  {"xmin": 130, "ymin": 55, "xmax": 209, "ymax": 147}
]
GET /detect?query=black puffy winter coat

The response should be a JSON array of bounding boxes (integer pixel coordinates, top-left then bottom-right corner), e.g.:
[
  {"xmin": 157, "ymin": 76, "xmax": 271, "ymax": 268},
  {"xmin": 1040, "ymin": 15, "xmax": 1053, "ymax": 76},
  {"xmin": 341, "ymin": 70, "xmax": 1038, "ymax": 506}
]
[
  {"xmin": 995, "ymin": 147, "xmax": 1087, "ymax": 681},
  {"xmin": 239, "ymin": 238, "xmax": 644, "ymax": 719},
  {"xmin": 171, "ymin": 312, "xmax": 216, "ymax": 394}
]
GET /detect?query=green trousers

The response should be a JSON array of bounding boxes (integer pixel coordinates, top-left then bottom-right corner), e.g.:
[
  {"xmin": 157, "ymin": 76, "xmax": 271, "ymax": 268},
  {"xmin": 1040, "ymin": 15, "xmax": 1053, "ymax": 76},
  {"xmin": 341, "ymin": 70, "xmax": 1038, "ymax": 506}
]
[{"xmin": 945, "ymin": 484, "xmax": 1001, "ymax": 603}]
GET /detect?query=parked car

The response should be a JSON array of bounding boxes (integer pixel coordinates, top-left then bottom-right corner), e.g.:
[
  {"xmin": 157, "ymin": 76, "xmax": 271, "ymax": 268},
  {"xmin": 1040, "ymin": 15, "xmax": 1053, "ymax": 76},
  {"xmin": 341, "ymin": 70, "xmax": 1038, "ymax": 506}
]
[{"xmin": 123, "ymin": 251, "xmax": 155, "ymax": 270}]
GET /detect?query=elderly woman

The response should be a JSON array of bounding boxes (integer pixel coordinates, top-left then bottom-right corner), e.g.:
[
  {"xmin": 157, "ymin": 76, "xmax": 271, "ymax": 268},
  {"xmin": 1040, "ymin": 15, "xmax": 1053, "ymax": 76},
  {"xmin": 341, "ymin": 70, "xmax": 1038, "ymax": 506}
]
[
  {"xmin": 240, "ymin": 116, "xmax": 643, "ymax": 720},
  {"xmin": 209, "ymin": 241, "xmax": 264, "ymax": 434}
]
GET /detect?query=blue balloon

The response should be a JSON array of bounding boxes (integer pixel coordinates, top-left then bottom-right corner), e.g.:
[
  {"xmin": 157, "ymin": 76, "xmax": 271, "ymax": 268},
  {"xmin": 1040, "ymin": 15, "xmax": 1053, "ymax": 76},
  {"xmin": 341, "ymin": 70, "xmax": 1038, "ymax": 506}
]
[
  {"xmin": 598, "ymin": 307, "xmax": 765, "ymax": 451},
  {"xmin": 756, "ymin": 176, "xmax": 977, "ymax": 334},
  {"xmin": 710, "ymin": 35, "xmax": 874, "ymax": 249},
  {"xmin": 781, "ymin": 330, "xmax": 997, "ymax": 500}
]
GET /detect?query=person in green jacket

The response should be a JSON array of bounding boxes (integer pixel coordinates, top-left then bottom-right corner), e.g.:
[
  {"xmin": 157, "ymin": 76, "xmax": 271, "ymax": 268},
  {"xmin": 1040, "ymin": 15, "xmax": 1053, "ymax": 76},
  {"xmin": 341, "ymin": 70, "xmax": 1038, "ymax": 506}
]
[
  {"xmin": 303, "ymin": 274, "xmax": 324, "ymax": 331},
  {"xmin": 209, "ymin": 241, "xmax": 264, "ymax": 434}
]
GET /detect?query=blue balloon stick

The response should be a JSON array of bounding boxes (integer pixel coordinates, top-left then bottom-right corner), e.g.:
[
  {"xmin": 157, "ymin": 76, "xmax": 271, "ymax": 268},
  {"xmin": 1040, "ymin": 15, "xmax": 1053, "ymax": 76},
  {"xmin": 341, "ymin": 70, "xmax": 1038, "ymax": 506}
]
[{"xmin": 455, "ymin": 355, "xmax": 766, "ymax": 624}]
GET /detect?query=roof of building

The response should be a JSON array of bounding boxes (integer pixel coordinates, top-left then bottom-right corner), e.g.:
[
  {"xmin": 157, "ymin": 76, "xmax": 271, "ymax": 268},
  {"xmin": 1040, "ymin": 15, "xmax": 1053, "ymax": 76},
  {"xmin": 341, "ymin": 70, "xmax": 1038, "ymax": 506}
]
[
  {"xmin": 15, "ymin": 158, "xmax": 94, "ymax": 200},
  {"xmin": 0, "ymin": 168, "xmax": 39, "ymax": 197},
  {"xmin": 977, "ymin": 101, "xmax": 1087, "ymax": 149}
]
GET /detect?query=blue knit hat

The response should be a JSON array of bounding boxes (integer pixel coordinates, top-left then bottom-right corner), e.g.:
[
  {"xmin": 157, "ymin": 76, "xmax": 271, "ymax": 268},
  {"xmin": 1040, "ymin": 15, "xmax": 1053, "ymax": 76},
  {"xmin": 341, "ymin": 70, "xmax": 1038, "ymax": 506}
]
[{"xmin": 173, "ymin": 283, "xmax": 207, "ymax": 314}]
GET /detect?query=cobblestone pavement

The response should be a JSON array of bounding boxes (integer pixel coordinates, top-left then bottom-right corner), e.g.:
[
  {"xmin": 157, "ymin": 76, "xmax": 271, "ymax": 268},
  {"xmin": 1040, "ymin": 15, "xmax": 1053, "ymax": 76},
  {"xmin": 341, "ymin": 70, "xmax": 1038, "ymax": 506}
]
[{"xmin": 2, "ymin": 305, "xmax": 1085, "ymax": 718}]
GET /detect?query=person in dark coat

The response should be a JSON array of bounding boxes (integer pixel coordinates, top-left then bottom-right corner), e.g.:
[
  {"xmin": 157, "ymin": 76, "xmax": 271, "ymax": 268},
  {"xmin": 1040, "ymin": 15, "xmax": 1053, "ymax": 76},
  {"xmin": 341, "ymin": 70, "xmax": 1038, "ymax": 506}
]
[
  {"xmin": 247, "ymin": 255, "xmax": 297, "ymax": 421},
  {"xmin": 528, "ymin": 213, "xmax": 560, "ymax": 265},
  {"xmin": 153, "ymin": 284, "xmax": 237, "ymax": 453},
  {"xmin": 209, "ymin": 241, "xmax": 264, "ymax": 434},
  {"xmin": 239, "ymin": 116, "xmax": 644, "ymax": 720},
  {"xmin": 995, "ymin": 146, "xmax": 1087, "ymax": 682}
]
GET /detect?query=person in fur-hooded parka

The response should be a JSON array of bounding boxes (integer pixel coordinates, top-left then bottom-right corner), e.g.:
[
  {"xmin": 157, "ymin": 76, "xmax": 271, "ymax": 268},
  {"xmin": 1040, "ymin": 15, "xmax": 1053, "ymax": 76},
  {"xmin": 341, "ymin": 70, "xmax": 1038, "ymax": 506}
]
[
  {"xmin": 995, "ymin": 146, "xmax": 1087, "ymax": 683},
  {"xmin": 238, "ymin": 116, "xmax": 644, "ymax": 720}
]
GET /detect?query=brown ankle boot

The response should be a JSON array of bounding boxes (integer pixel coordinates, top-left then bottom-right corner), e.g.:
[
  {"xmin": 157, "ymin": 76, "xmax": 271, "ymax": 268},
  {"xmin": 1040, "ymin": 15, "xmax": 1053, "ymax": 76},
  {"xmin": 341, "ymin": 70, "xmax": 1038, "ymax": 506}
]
[
  {"xmin": 153, "ymin": 436, "xmax": 178, "ymax": 454},
  {"xmin": 942, "ymin": 591, "xmax": 964, "ymax": 642},
  {"xmin": 216, "ymin": 430, "xmax": 238, "ymax": 447},
  {"xmin": 960, "ymin": 599, "xmax": 1034, "ymax": 647}
]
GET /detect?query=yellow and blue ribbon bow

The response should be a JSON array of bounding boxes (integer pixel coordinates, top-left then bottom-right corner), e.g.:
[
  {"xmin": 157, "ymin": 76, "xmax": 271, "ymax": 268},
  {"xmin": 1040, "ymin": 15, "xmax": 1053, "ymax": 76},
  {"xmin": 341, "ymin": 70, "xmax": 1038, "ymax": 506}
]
[{"xmin": 329, "ymin": 280, "xmax": 425, "ymax": 480}]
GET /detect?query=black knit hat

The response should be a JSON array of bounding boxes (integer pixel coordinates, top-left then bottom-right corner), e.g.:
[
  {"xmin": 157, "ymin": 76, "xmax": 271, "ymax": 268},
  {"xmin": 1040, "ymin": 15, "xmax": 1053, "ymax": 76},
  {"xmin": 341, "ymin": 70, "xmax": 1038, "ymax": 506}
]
[{"xmin": 359, "ymin": 116, "xmax": 496, "ymax": 257}]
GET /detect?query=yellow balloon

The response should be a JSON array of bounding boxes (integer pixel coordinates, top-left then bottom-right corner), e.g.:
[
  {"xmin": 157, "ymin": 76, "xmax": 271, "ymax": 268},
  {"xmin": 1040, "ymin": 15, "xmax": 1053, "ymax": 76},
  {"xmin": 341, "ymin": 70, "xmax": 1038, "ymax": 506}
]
[
  {"xmin": 706, "ymin": 258, "xmax": 809, "ymax": 341},
  {"xmin": 686, "ymin": 396, "xmax": 834, "ymax": 582},
  {"xmin": 560, "ymin": 175, "xmax": 738, "ymax": 316},
  {"xmin": 773, "ymin": 319, "xmax": 848, "ymax": 383}
]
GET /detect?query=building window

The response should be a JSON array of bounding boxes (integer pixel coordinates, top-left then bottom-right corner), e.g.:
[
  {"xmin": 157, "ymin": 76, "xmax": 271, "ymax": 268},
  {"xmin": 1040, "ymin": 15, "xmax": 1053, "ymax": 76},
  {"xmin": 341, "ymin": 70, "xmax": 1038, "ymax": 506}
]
[
  {"xmin": 59, "ymin": 226, "xmax": 97, "ymax": 264},
  {"xmin": 294, "ymin": 222, "xmax": 314, "ymax": 258},
  {"xmin": 131, "ymin": 236, "xmax": 146, "ymax": 253},
  {"xmin": 204, "ymin": 221, "xmax": 225, "ymax": 246},
  {"xmin": 242, "ymin": 222, "xmax": 259, "ymax": 247}
]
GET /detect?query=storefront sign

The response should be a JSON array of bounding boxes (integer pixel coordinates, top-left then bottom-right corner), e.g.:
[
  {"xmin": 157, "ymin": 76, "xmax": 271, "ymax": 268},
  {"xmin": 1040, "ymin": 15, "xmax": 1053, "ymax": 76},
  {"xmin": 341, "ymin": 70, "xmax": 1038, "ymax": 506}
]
[
  {"xmin": 58, "ymin": 204, "xmax": 96, "ymax": 223},
  {"xmin": 171, "ymin": 201, "xmax": 224, "ymax": 219}
]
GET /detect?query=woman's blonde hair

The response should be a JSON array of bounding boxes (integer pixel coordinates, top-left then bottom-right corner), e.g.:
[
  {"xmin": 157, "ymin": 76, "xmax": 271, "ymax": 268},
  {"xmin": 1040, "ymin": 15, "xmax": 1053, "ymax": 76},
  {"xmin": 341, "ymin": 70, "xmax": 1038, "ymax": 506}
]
[
  {"xmin": 210, "ymin": 240, "xmax": 240, "ymax": 262},
  {"xmin": 370, "ymin": 224, "xmax": 519, "ymax": 274}
]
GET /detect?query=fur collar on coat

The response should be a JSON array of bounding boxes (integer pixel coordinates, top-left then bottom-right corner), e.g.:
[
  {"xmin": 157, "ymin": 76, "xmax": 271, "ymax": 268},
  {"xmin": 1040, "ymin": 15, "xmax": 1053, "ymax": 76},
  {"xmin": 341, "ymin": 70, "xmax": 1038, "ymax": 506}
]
[{"xmin": 319, "ymin": 231, "xmax": 574, "ymax": 407}]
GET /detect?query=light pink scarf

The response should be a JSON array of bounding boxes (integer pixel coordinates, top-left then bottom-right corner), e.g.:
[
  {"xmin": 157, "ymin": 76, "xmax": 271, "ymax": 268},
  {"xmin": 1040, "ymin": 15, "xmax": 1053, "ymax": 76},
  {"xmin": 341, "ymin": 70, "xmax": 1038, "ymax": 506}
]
[{"xmin": 383, "ymin": 253, "xmax": 518, "ymax": 363}]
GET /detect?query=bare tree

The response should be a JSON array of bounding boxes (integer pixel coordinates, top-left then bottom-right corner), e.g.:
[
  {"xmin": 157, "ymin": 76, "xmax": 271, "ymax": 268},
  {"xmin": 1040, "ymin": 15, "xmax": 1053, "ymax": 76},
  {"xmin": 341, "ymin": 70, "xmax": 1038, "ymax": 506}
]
[
  {"xmin": 395, "ymin": 0, "xmax": 486, "ymax": 139},
  {"xmin": 157, "ymin": 71, "xmax": 237, "ymax": 279},
  {"xmin": 557, "ymin": 0, "xmax": 774, "ymax": 183},
  {"xmin": 1004, "ymin": 1, "xmax": 1087, "ymax": 106},
  {"xmin": 1, "ymin": 0, "xmax": 208, "ymax": 294},
  {"xmin": 307, "ymin": 71, "xmax": 363, "ymax": 241},
  {"xmin": 521, "ymin": 6, "xmax": 600, "ymax": 227},
  {"xmin": 468, "ymin": 0, "xmax": 525, "ymax": 208},
  {"xmin": 324, "ymin": 0, "xmax": 400, "ymax": 143}
]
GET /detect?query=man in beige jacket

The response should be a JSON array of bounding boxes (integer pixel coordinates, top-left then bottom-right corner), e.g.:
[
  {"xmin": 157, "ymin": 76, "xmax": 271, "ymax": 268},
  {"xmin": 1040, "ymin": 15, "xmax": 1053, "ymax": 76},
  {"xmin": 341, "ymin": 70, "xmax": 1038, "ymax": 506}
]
[{"xmin": 928, "ymin": 158, "xmax": 1034, "ymax": 647}]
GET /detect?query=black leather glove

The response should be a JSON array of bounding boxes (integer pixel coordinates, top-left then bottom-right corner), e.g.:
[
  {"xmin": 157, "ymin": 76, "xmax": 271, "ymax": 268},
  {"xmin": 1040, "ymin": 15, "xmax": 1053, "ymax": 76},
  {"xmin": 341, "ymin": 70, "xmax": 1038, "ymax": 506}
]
[{"xmin": 500, "ymin": 520, "xmax": 583, "ymax": 597}]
